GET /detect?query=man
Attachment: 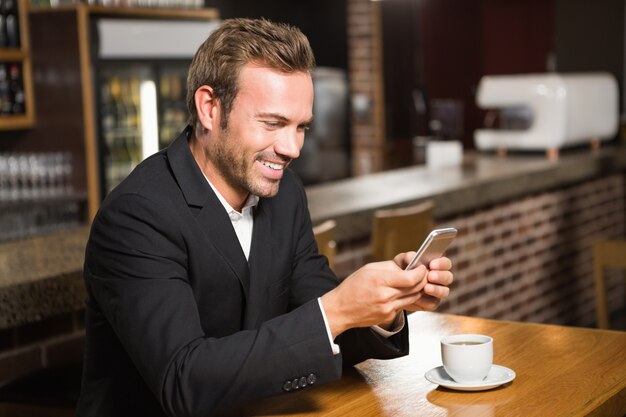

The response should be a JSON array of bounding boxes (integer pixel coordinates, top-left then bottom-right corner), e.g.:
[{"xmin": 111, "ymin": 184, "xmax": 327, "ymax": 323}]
[{"xmin": 77, "ymin": 18, "xmax": 453, "ymax": 417}]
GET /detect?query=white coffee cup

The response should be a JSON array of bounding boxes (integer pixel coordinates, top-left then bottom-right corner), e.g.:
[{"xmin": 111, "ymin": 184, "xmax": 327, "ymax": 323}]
[{"xmin": 441, "ymin": 334, "xmax": 493, "ymax": 384}]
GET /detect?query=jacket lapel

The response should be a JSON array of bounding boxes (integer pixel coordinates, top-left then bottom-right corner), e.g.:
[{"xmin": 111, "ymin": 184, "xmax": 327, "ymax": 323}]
[
  {"xmin": 243, "ymin": 200, "xmax": 271, "ymax": 329},
  {"xmin": 167, "ymin": 127, "xmax": 250, "ymax": 299}
]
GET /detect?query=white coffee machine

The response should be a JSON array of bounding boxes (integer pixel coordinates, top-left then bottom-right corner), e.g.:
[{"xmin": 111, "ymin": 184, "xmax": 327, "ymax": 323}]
[{"xmin": 474, "ymin": 72, "xmax": 618, "ymax": 158}]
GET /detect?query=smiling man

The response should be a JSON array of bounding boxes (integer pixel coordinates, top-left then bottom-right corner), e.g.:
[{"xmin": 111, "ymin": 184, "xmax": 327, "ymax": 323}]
[
  {"xmin": 189, "ymin": 63, "xmax": 313, "ymax": 209},
  {"xmin": 77, "ymin": 19, "xmax": 453, "ymax": 417}
]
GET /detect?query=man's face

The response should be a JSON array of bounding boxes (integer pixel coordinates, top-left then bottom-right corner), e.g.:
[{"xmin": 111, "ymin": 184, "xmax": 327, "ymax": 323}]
[{"xmin": 205, "ymin": 63, "xmax": 314, "ymax": 203}]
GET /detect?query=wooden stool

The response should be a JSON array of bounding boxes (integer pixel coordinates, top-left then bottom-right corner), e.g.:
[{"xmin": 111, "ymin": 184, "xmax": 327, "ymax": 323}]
[
  {"xmin": 593, "ymin": 240, "xmax": 626, "ymax": 329},
  {"xmin": 370, "ymin": 200, "xmax": 434, "ymax": 262},
  {"xmin": 313, "ymin": 219, "xmax": 337, "ymax": 271}
]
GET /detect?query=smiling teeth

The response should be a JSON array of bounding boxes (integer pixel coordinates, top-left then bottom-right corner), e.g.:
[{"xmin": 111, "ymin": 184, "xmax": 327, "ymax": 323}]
[{"xmin": 262, "ymin": 161, "xmax": 284, "ymax": 170}]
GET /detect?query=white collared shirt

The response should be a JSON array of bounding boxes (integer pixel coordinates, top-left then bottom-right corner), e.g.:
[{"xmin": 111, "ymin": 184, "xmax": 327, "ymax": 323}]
[{"xmin": 204, "ymin": 178, "xmax": 258, "ymax": 260}]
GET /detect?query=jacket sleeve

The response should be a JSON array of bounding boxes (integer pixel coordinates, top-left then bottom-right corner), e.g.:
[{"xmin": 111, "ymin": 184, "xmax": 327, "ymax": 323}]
[
  {"xmin": 85, "ymin": 191, "xmax": 342, "ymax": 417},
  {"xmin": 285, "ymin": 174, "xmax": 410, "ymax": 367}
]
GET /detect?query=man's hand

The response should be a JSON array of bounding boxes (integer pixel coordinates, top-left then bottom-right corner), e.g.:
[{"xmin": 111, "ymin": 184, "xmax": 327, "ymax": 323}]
[
  {"xmin": 320, "ymin": 253, "xmax": 454, "ymax": 339},
  {"xmin": 320, "ymin": 260, "xmax": 428, "ymax": 339},
  {"xmin": 393, "ymin": 252, "xmax": 454, "ymax": 312}
]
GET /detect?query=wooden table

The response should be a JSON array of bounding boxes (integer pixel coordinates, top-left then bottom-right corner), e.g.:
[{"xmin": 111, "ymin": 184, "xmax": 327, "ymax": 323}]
[{"xmin": 235, "ymin": 312, "xmax": 626, "ymax": 417}]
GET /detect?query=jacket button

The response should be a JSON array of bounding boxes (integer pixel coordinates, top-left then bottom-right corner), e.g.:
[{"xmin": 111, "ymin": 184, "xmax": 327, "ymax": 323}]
[
  {"xmin": 283, "ymin": 380, "xmax": 292, "ymax": 392},
  {"xmin": 307, "ymin": 373, "xmax": 317, "ymax": 385},
  {"xmin": 292, "ymin": 378, "xmax": 300, "ymax": 389},
  {"xmin": 299, "ymin": 376, "xmax": 308, "ymax": 388}
]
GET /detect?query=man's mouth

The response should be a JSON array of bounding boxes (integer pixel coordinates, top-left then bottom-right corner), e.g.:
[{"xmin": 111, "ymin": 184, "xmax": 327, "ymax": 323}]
[{"xmin": 261, "ymin": 160, "xmax": 285, "ymax": 170}]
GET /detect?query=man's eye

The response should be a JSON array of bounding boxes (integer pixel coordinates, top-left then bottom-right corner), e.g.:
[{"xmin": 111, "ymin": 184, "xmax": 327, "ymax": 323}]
[{"xmin": 264, "ymin": 121, "xmax": 281, "ymax": 128}]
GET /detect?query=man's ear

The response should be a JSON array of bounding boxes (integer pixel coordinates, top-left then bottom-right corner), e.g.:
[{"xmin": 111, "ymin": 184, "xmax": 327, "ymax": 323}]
[{"xmin": 194, "ymin": 85, "xmax": 221, "ymax": 132}]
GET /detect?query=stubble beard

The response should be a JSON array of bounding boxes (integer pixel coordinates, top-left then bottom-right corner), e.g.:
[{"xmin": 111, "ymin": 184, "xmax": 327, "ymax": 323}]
[{"xmin": 209, "ymin": 128, "xmax": 282, "ymax": 199}]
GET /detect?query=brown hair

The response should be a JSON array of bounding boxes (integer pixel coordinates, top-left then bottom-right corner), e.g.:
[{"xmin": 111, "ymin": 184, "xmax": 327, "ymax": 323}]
[{"xmin": 186, "ymin": 18, "xmax": 315, "ymax": 128}]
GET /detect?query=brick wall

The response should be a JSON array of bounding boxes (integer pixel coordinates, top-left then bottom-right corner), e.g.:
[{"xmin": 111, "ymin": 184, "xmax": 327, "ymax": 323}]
[
  {"xmin": 336, "ymin": 174, "xmax": 626, "ymax": 327},
  {"xmin": 347, "ymin": 0, "xmax": 386, "ymax": 175},
  {"xmin": 0, "ymin": 311, "xmax": 84, "ymax": 388},
  {"xmin": 440, "ymin": 174, "xmax": 625, "ymax": 326}
]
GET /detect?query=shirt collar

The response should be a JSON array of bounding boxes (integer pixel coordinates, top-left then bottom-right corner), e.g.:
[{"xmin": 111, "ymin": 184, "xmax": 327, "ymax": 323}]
[{"xmin": 202, "ymin": 173, "xmax": 259, "ymax": 215}]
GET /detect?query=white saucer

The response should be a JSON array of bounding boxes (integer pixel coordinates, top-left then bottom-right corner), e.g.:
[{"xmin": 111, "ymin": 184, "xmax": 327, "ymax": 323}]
[{"xmin": 424, "ymin": 365, "xmax": 516, "ymax": 391}]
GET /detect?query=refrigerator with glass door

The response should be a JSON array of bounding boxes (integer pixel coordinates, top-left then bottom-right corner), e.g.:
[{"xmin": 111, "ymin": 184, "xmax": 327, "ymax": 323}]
[{"xmin": 92, "ymin": 17, "xmax": 219, "ymax": 198}]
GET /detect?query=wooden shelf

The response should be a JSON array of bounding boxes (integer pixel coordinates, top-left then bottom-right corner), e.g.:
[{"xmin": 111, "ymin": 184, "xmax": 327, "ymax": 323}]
[
  {"xmin": 28, "ymin": 4, "xmax": 219, "ymax": 20},
  {"xmin": 0, "ymin": 113, "xmax": 34, "ymax": 129},
  {"xmin": 0, "ymin": 49, "xmax": 28, "ymax": 60},
  {"xmin": 0, "ymin": 191, "xmax": 88, "ymax": 209}
]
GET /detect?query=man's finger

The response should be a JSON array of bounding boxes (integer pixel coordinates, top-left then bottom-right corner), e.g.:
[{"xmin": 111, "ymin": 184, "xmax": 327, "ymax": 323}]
[
  {"xmin": 428, "ymin": 256, "xmax": 452, "ymax": 270},
  {"xmin": 383, "ymin": 265, "xmax": 428, "ymax": 289}
]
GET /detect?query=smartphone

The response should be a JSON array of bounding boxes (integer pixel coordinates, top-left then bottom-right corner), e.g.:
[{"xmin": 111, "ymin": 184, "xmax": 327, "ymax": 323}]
[{"xmin": 405, "ymin": 227, "xmax": 458, "ymax": 270}]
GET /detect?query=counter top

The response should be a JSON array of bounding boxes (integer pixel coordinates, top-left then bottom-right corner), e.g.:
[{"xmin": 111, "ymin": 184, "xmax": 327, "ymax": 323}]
[
  {"xmin": 306, "ymin": 144, "xmax": 626, "ymax": 241},
  {"xmin": 0, "ymin": 227, "xmax": 89, "ymax": 329},
  {"xmin": 2, "ymin": 144, "xmax": 626, "ymax": 329}
]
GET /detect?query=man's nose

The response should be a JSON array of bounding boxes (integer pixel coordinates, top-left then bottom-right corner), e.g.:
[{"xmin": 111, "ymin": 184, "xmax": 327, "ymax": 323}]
[{"xmin": 274, "ymin": 129, "xmax": 303, "ymax": 160}]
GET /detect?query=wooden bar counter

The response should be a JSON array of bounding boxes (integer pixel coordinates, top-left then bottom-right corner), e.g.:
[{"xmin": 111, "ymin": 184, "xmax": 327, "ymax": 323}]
[{"xmin": 233, "ymin": 312, "xmax": 626, "ymax": 417}]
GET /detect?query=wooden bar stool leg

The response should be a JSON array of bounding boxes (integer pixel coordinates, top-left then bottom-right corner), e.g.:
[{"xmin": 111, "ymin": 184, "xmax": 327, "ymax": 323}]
[
  {"xmin": 546, "ymin": 147, "xmax": 559, "ymax": 160},
  {"xmin": 590, "ymin": 137, "xmax": 601, "ymax": 152}
]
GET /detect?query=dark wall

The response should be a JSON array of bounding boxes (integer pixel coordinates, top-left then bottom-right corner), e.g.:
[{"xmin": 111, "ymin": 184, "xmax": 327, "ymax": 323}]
[
  {"xmin": 381, "ymin": 0, "xmax": 555, "ymax": 148},
  {"xmin": 380, "ymin": 0, "xmax": 428, "ymax": 141},
  {"xmin": 205, "ymin": 0, "xmax": 348, "ymax": 69},
  {"xmin": 479, "ymin": 0, "xmax": 555, "ymax": 75},
  {"xmin": 416, "ymin": 0, "xmax": 483, "ymax": 144},
  {"xmin": 555, "ymin": 0, "xmax": 625, "ymax": 113}
]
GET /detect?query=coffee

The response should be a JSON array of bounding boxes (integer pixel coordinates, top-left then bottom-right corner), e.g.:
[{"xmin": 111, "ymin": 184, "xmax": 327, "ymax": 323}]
[{"xmin": 449, "ymin": 341, "xmax": 484, "ymax": 346}]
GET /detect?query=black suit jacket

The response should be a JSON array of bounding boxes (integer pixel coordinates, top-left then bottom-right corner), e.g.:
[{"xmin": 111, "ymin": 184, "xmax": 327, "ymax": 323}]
[{"xmin": 77, "ymin": 127, "xmax": 408, "ymax": 417}]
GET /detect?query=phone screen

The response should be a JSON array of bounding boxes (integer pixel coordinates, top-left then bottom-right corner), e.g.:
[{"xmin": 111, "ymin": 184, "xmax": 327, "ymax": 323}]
[{"xmin": 405, "ymin": 227, "xmax": 457, "ymax": 270}]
